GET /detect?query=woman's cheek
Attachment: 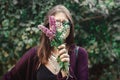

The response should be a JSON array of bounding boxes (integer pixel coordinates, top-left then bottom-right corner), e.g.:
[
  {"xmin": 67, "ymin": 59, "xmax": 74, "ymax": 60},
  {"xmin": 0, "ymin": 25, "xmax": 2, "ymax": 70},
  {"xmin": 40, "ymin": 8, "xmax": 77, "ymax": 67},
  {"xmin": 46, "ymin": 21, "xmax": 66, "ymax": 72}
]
[{"xmin": 61, "ymin": 27, "xmax": 70, "ymax": 39}]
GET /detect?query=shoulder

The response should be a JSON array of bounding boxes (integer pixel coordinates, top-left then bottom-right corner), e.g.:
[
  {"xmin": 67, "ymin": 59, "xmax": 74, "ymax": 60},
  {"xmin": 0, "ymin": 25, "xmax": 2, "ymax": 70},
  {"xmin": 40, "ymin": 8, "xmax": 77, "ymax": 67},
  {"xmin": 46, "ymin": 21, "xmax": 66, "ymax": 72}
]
[
  {"xmin": 19, "ymin": 46, "xmax": 37, "ymax": 62},
  {"xmin": 78, "ymin": 47, "xmax": 88, "ymax": 55},
  {"xmin": 25, "ymin": 46, "xmax": 37, "ymax": 56},
  {"xmin": 77, "ymin": 46, "xmax": 88, "ymax": 59},
  {"xmin": 69, "ymin": 44, "xmax": 88, "ymax": 57}
]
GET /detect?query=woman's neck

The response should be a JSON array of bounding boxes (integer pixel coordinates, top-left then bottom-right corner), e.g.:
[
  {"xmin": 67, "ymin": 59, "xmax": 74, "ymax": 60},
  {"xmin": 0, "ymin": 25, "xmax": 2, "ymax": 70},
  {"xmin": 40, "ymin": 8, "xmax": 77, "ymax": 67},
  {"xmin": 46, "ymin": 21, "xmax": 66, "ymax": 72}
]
[{"xmin": 51, "ymin": 47, "xmax": 59, "ymax": 57}]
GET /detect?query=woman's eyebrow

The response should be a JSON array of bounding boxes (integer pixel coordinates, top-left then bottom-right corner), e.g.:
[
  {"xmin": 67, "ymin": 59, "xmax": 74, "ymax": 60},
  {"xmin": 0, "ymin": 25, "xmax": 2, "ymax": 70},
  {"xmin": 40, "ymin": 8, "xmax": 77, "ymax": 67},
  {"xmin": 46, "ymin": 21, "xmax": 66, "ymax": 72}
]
[
  {"xmin": 56, "ymin": 20, "xmax": 61, "ymax": 22},
  {"xmin": 56, "ymin": 19, "xmax": 69, "ymax": 23},
  {"xmin": 63, "ymin": 19, "xmax": 69, "ymax": 22}
]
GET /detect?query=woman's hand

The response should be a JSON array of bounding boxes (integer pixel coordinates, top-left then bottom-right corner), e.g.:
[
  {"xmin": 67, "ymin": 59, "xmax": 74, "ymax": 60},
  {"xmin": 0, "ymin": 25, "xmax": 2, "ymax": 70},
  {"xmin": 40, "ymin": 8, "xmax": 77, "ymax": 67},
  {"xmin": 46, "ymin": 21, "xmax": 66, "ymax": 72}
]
[
  {"xmin": 58, "ymin": 43, "xmax": 70, "ymax": 77},
  {"xmin": 58, "ymin": 43, "xmax": 69, "ymax": 63}
]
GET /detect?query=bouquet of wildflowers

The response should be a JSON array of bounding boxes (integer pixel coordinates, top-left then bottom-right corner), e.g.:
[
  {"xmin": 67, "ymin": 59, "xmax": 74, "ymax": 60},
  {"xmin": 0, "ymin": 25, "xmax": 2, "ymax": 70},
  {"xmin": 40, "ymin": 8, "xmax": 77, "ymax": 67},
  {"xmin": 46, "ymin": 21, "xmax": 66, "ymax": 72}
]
[{"xmin": 38, "ymin": 16, "xmax": 70, "ymax": 74}]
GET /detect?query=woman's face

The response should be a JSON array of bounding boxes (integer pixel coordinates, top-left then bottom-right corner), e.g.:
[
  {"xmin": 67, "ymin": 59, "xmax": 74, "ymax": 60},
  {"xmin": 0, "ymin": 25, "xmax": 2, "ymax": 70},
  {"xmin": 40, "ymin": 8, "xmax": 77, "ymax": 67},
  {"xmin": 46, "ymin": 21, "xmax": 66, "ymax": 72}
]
[{"xmin": 54, "ymin": 12, "xmax": 70, "ymax": 40}]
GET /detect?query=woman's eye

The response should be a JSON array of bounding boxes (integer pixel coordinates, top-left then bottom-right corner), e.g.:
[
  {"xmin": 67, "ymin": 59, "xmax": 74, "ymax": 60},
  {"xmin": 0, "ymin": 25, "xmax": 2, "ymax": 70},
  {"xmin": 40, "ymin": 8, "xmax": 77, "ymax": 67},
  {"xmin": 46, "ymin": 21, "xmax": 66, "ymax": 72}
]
[
  {"xmin": 56, "ymin": 21, "xmax": 61, "ymax": 27},
  {"xmin": 56, "ymin": 20, "xmax": 70, "ymax": 28},
  {"xmin": 63, "ymin": 21, "xmax": 70, "ymax": 26}
]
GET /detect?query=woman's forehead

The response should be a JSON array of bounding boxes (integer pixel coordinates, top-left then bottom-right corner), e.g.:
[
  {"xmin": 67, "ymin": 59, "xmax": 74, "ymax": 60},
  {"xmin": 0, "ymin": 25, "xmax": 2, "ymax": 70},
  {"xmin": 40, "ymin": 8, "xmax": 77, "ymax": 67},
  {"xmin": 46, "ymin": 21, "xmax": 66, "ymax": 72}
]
[{"xmin": 54, "ymin": 12, "xmax": 68, "ymax": 21}]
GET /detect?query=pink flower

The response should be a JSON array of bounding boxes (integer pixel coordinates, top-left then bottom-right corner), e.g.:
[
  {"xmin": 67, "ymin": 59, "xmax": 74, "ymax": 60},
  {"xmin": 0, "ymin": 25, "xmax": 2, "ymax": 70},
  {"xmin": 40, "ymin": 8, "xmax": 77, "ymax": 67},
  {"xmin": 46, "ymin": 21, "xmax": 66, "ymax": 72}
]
[
  {"xmin": 38, "ymin": 16, "xmax": 56, "ymax": 40},
  {"xmin": 49, "ymin": 16, "xmax": 56, "ymax": 34}
]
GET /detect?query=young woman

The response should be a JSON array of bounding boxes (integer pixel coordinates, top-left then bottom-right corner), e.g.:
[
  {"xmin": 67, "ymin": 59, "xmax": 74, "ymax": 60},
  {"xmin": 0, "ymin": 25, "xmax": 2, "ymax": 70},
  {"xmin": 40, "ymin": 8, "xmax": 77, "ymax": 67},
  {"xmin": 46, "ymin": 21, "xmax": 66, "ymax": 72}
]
[{"xmin": 2, "ymin": 5, "xmax": 88, "ymax": 80}]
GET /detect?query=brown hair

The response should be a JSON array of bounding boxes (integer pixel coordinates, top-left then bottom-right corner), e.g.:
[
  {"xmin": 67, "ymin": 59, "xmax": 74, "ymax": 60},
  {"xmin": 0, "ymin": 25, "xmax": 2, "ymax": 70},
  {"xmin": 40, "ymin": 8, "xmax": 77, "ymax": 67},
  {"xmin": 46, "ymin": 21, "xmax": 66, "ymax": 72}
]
[{"xmin": 37, "ymin": 5, "xmax": 74, "ymax": 64}]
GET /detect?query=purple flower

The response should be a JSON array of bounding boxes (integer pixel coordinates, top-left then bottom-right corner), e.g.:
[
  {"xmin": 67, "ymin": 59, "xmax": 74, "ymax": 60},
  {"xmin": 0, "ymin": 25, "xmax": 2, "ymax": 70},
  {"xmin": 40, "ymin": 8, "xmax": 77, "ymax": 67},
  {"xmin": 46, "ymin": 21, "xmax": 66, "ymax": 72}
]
[
  {"xmin": 49, "ymin": 16, "xmax": 56, "ymax": 34},
  {"xmin": 38, "ymin": 25, "xmax": 54, "ymax": 40},
  {"xmin": 38, "ymin": 16, "xmax": 57, "ymax": 40}
]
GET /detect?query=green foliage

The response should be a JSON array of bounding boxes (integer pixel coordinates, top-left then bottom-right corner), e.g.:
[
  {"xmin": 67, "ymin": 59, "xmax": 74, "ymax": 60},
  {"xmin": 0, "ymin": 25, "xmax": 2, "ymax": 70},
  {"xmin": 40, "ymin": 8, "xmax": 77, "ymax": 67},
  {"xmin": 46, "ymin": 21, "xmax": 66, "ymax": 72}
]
[{"xmin": 0, "ymin": 0, "xmax": 120, "ymax": 80}]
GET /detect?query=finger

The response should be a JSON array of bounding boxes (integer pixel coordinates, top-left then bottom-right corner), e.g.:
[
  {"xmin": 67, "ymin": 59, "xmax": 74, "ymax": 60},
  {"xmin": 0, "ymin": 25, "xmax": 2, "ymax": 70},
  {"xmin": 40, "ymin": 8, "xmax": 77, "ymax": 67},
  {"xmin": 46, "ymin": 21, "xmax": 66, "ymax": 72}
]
[
  {"xmin": 58, "ymin": 43, "xmax": 66, "ymax": 49},
  {"xmin": 58, "ymin": 48, "xmax": 67, "ymax": 56},
  {"xmin": 60, "ymin": 53, "xmax": 69, "ymax": 60},
  {"xmin": 61, "ymin": 58, "xmax": 70, "ymax": 62}
]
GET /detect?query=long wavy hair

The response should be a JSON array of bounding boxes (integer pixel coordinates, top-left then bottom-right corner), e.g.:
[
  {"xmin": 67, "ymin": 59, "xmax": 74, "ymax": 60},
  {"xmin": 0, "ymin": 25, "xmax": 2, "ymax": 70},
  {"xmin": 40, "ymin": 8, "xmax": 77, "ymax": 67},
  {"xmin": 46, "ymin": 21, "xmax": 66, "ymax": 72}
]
[{"xmin": 37, "ymin": 5, "xmax": 74, "ymax": 64}]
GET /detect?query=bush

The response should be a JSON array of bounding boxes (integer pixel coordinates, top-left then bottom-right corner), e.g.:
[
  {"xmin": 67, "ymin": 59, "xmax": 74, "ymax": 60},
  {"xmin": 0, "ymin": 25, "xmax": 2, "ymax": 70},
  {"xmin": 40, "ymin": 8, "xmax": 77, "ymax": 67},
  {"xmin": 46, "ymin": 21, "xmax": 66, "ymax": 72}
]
[{"xmin": 0, "ymin": 0, "xmax": 120, "ymax": 80}]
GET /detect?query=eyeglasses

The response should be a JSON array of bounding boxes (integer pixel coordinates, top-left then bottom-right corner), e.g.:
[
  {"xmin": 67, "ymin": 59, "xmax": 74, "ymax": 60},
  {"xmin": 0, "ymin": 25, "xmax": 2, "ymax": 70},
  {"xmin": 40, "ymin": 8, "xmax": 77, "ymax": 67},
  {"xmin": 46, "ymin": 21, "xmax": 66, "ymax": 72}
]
[{"xmin": 56, "ymin": 21, "xmax": 71, "ymax": 28}]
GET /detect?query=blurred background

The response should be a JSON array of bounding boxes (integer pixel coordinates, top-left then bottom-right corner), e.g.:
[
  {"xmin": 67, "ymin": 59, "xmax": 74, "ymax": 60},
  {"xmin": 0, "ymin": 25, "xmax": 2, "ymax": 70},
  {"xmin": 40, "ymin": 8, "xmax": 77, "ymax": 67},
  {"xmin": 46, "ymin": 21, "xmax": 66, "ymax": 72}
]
[{"xmin": 0, "ymin": 0, "xmax": 120, "ymax": 80}]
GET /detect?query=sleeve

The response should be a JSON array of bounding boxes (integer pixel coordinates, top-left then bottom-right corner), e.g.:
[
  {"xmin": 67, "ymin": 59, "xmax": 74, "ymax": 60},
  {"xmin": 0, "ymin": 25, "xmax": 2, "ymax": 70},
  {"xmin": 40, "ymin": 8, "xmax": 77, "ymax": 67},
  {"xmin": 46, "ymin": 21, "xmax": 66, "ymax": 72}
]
[
  {"xmin": 76, "ymin": 47, "xmax": 88, "ymax": 80},
  {"xmin": 2, "ymin": 47, "xmax": 36, "ymax": 80}
]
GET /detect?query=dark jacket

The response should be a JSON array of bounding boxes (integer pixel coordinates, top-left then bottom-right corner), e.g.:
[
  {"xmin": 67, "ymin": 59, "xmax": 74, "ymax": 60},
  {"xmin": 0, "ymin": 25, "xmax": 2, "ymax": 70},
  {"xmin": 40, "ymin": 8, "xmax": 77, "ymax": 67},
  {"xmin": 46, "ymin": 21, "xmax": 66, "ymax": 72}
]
[{"xmin": 2, "ymin": 45, "xmax": 88, "ymax": 80}]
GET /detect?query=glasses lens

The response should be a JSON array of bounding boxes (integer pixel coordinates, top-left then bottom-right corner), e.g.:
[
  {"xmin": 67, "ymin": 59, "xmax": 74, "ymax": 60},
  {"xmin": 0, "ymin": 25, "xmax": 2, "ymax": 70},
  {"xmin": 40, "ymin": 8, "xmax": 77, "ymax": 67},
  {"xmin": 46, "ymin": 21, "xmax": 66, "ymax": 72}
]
[
  {"xmin": 63, "ymin": 21, "xmax": 70, "ymax": 27},
  {"xmin": 56, "ymin": 21, "xmax": 70, "ymax": 27},
  {"xmin": 56, "ymin": 21, "xmax": 61, "ymax": 27}
]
